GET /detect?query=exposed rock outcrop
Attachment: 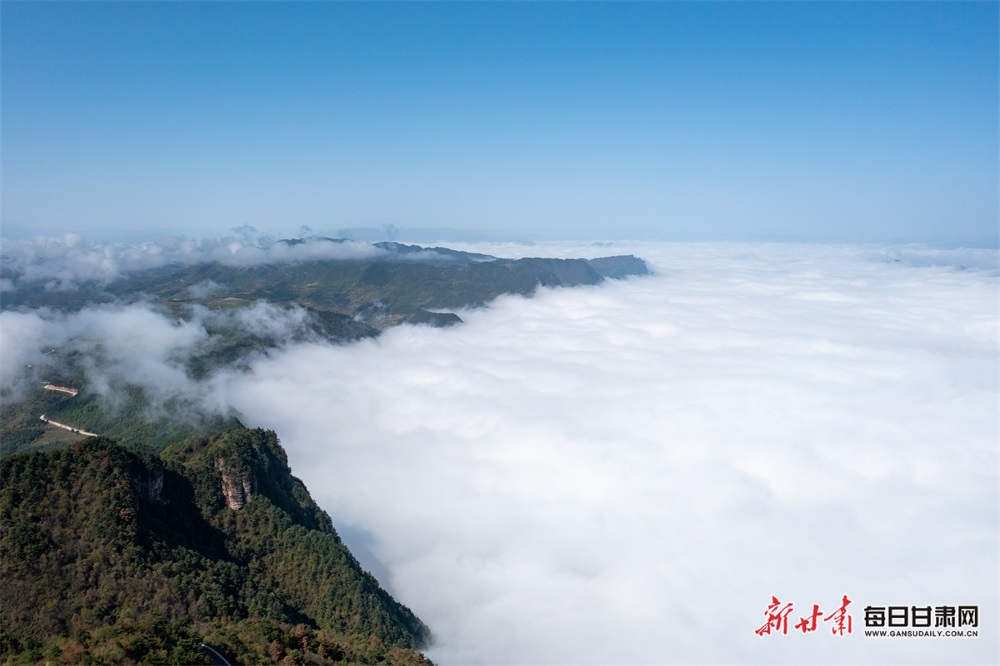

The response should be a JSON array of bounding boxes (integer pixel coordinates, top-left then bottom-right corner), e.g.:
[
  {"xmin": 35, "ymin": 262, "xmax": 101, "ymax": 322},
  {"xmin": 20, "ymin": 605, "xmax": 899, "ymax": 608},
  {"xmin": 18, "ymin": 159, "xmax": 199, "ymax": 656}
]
[{"xmin": 216, "ymin": 457, "xmax": 255, "ymax": 510}]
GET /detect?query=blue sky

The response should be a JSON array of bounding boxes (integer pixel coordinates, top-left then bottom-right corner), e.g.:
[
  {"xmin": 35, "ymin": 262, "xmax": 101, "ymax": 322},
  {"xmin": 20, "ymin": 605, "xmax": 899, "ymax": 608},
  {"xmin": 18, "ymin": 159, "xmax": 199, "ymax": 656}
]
[{"xmin": 2, "ymin": 2, "xmax": 997, "ymax": 245}]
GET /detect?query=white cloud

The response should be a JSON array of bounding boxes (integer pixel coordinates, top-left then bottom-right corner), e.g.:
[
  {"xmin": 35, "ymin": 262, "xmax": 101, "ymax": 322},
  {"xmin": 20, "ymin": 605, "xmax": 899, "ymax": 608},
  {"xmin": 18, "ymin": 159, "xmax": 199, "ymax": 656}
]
[
  {"xmin": 0, "ymin": 301, "xmax": 317, "ymax": 416},
  {"xmin": 219, "ymin": 242, "xmax": 998, "ymax": 664},
  {"xmin": 187, "ymin": 279, "xmax": 223, "ymax": 299}
]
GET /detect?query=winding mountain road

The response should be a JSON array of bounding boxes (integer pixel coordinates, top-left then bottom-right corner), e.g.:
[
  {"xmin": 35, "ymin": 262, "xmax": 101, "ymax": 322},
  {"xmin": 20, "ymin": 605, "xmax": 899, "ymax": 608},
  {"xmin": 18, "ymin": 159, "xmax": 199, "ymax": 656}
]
[{"xmin": 39, "ymin": 415, "xmax": 98, "ymax": 438}]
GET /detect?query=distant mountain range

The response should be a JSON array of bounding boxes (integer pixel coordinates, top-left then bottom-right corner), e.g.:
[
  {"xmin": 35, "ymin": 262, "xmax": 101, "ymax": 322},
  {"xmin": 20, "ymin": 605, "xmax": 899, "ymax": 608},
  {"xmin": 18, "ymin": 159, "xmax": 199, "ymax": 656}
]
[{"xmin": 1, "ymin": 240, "xmax": 650, "ymax": 332}]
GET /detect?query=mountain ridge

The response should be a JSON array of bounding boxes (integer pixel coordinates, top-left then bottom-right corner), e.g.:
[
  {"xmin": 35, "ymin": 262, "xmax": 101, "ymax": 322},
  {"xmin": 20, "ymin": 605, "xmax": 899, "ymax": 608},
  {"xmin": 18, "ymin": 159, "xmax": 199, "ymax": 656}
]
[{"xmin": 0, "ymin": 239, "xmax": 650, "ymax": 332}]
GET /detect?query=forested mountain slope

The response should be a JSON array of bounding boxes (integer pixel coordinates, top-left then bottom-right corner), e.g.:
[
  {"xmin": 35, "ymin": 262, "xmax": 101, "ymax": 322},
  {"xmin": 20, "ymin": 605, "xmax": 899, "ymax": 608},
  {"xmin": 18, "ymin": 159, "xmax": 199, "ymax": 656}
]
[{"xmin": 0, "ymin": 428, "xmax": 430, "ymax": 665}]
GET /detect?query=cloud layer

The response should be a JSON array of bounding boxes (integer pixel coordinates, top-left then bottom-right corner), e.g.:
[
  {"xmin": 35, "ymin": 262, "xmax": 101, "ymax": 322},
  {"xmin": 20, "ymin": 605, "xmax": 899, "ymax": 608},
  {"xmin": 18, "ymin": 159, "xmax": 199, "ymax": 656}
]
[
  {"xmin": 2, "ymin": 241, "xmax": 996, "ymax": 663},
  {"xmin": 221, "ymin": 242, "xmax": 998, "ymax": 663}
]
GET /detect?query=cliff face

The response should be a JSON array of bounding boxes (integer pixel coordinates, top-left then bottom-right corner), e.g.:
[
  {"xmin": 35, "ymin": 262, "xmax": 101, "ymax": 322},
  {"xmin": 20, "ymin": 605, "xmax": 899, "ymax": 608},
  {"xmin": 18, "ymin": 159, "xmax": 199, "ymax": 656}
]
[
  {"xmin": 0, "ymin": 429, "xmax": 431, "ymax": 665},
  {"xmin": 165, "ymin": 428, "xmax": 338, "ymax": 533},
  {"xmin": 216, "ymin": 457, "xmax": 255, "ymax": 510}
]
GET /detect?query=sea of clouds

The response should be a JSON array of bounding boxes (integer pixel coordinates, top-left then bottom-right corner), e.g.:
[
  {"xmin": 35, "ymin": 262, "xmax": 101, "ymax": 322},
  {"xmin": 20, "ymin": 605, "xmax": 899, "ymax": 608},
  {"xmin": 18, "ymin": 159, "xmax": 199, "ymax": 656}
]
[{"xmin": 1, "ymin": 240, "xmax": 996, "ymax": 663}]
